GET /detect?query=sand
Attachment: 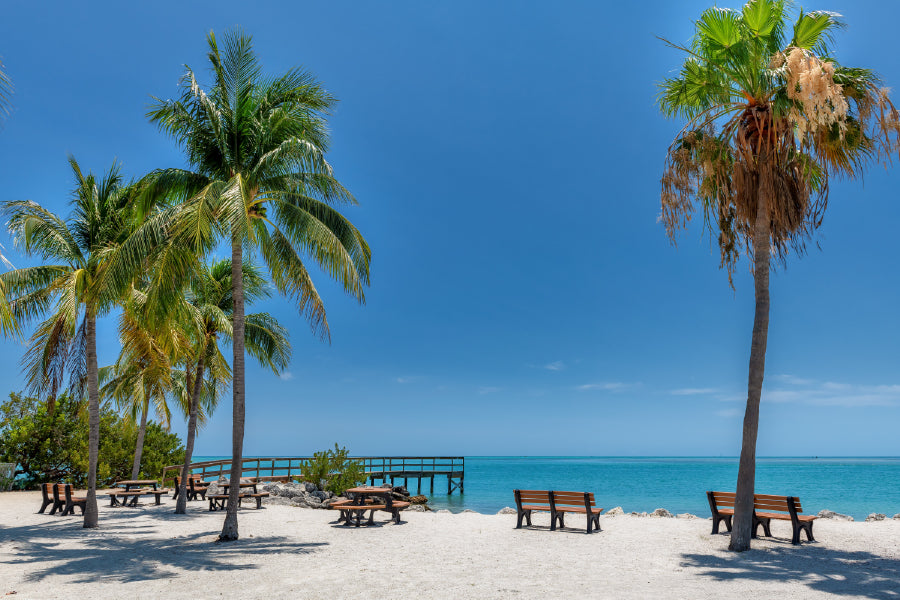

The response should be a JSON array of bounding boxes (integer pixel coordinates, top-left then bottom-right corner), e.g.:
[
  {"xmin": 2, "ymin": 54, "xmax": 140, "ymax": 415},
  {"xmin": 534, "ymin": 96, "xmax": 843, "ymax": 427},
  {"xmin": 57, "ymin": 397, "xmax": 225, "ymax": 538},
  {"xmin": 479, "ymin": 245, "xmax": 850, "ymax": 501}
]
[{"xmin": 1, "ymin": 491, "xmax": 899, "ymax": 599}]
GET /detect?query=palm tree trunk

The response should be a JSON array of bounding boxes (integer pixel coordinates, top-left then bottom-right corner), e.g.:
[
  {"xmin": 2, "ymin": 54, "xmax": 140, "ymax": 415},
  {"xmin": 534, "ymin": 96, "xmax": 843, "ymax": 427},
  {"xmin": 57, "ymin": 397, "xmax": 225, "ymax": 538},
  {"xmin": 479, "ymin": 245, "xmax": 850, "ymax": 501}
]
[
  {"xmin": 729, "ymin": 167, "xmax": 772, "ymax": 552},
  {"xmin": 83, "ymin": 312, "xmax": 100, "ymax": 528},
  {"xmin": 131, "ymin": 396, "xmax": 149, "ymax": 480},
  {"xmin": 177, "ymin": 353, "xmax": 205, "ymax": 514},
  {"xmin": 220, "ymin": 234, "xmax": 246, "ymax": 541}
]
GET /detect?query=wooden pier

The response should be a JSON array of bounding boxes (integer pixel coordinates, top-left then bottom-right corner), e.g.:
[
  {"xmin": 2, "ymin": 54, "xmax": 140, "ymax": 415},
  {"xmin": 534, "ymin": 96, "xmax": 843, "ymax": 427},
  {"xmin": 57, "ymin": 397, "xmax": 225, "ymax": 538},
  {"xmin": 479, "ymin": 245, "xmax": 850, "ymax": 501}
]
[{"xmin": 162, "ymin": 456, "xmax": 465, "ymax": 495}]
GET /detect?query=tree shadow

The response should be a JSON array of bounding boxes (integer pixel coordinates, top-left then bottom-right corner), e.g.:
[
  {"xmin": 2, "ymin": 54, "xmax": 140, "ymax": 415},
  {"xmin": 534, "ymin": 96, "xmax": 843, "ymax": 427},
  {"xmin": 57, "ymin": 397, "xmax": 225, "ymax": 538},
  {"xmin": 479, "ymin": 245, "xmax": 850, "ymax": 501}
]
[
  {"xmin": 2, "ymin": 511, "xmax": 326, "ymax": 584},
  {"xmin": 682, "ymin": 544, "xmax": 900, "ymax": 599}
]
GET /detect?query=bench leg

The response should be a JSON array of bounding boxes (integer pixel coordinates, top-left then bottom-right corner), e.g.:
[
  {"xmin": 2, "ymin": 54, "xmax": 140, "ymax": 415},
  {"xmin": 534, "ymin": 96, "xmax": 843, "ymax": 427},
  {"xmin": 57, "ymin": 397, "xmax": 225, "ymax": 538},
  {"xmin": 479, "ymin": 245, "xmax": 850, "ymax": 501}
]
[
  {"xmin": 38, "ymin": 499, "xmax": 52, "ymax": 514},
  {"xmin": 256, "ymin": 497, "xmax": 262, "ymax": 509},
  {"xmin": 711, "ymin": 514, "xmax": 732, "ymax": 534},
  {"xmin": 367, "ymin": 509, "xmax": 376, "ymax": 526},
  {"xmin": 155, "ymin": 494, "xmax": 162, "ymax": 505},
  {"xmin": 393, "ymin": 509, "xmax": 401, "ymax": 524}
]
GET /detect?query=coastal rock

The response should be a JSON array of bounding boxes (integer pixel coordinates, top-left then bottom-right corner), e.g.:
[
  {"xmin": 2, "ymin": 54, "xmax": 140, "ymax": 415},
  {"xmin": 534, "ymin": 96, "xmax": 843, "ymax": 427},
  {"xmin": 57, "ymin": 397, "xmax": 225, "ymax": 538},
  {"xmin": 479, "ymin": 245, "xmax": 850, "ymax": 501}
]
[
  {"xmin": 866, "ymin": 513, "xmax": 886, "ymax": 522},
  {"xmin": 630, "ymin": 511, "xmax": 649, "ymax": 517},
  {"xmin": 409, "ymin": 495, "xmax": 428, "ymax": 505},
  {"xmin": 605, "ymin": 507, "xmax": 624, "ymax": 517},
  {"xmin": 405, "ymin": 504, "xmax": 427, "ymax": 512},
  {"xmin": 461, "ymin": 509, "xmax": 477, "ymax": 513},
  {"xmin": 676, "ymin": 513, "xmax": 698, "ymax": 519},
  {"xmin": 817, "ymin": 510, "xmax": 854, "ymax": 521},
  {"xmin": 436, "ymin": 509, "xmax": 451, "ymax": 514},
  {"xmin": 894, "ymin": 514, "xmax": 900, "ymax": 520},
  {"xmin": 497, "ymin": 507, "xmax": 517, "ymax": 515},
  {"xmin": 651, "ymin": 508, "xmax": 674, "ymax": 518}
]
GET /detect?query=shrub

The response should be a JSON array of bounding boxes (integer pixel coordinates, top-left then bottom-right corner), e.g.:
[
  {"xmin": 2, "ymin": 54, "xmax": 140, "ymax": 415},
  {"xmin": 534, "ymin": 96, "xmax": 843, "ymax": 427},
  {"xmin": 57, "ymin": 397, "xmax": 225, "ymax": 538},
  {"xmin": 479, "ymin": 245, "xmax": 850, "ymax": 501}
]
[
  {"xmin": 0, "ymin": 391, "xmax": 184, "ymax": 488},
  {"xmin": 299, "ymin": 443, "xmax": 367, "ymax": 495}
]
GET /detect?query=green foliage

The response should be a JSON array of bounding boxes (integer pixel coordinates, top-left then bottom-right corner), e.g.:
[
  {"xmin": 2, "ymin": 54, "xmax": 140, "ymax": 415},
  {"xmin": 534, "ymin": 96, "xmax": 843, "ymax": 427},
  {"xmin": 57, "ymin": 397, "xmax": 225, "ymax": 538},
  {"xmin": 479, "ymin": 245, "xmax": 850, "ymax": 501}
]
[
  {"xmin": 0, "ymin": 391, "xmax": 184, "ymax": 488},
  {"xmin": 299, "ymin": 444, "xmax": 367, "ymax": 495}
]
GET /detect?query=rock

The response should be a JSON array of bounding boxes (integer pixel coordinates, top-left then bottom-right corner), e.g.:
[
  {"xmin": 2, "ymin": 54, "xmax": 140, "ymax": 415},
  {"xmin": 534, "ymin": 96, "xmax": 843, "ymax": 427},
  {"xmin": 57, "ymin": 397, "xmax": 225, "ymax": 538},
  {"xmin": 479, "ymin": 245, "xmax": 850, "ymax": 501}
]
[
  {"xmin": 436, "ymin": 509, "xmax": 451, "ymax": 514},
  {"xmin": 866, "ymin": 513, "xmax": 886, "ymax": 522},
  {"xmin": 894, "ymin": 514, "xmax": 900, "ymax": 520},
  {"xmin": 676, "ymin": 513, "xmax": 698, "ymax": 519},
  {"xmin": 497, "ymin": 507, "xmax": 517, "ymax": 515},
  {"xmin": 461, "ymin": 509, "xmax": 477, "ymax": 513},
  {"xmin": 605, "ymin": 506, "xmax": 624, "ymax": 516},
  {"xmin": 310, "ymin": 491, "xmax": 327, "ymax": 501},
  {"xmin": 405, "ymin": 504, "xmax": 427, "ymax": 512},
  {"xmin": 651, "ymin": 508, "xmax": 674, "ymax": 518},
  {"xmin": 630, "ymin": 511, "xmax": 649, "ymax": 517},
  {"xmin": 817, "ymin": 510, "xmax": 854, "ymax": 521},
  {"xmin": 409, "ymin": 495, "xmax": 428, "ymax": 505}
]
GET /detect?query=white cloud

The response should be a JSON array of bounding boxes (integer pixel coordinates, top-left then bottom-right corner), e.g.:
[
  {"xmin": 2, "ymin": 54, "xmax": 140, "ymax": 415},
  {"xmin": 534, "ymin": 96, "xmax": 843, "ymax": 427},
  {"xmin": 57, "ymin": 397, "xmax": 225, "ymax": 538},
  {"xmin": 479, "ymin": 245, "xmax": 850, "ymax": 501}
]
[
  {"xmin": 721, "ymin": 376, "xmax": 900, "ymax": 408},
  {"xmin": 576, "ymin": 382, "xmax": 631, "ymax": 392},
  {"xmin": 671, "ymin": 387, "xmax": 719, "ymax": 396},
  {"xmin": 279, "ymin": 372, "xmax": 294, "ymax": 381},
  {"xmin": 544, "ymin": 361, "xmax": 565, "ymax": 371}
]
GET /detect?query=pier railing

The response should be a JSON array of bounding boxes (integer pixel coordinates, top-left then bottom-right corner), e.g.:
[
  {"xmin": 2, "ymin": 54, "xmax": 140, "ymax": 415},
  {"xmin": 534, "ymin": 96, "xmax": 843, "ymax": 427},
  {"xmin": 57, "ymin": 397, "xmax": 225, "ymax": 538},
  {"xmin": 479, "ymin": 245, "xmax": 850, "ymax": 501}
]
[{"xmin": 162, "ymin": 456, "xmax": 465, "ymax": 494}]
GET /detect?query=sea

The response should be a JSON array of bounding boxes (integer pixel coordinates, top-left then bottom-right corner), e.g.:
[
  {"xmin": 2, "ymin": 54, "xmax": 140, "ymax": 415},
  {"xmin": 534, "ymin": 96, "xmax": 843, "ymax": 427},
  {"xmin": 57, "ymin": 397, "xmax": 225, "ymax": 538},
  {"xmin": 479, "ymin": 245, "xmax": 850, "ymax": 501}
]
[{"xmin": 194, "ymin": 456, "xmax": 900, "ymax": 520}]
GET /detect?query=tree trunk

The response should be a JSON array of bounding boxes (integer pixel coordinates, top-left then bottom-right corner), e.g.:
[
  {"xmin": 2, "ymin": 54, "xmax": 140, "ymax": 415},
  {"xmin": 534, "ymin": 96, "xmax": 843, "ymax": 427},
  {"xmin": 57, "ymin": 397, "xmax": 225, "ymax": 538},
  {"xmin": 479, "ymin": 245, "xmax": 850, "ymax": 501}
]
[
  {"xmin": 220, "ymin": 234, "xmax": 245, "ymax": 541},
  {"xmin": 729, "ymin": 167, "xmax": 772, "ymax": 552},
  {"xmin": 131, "ymin": 396, "xmax": 149, "ymax": 480},
  {"xmin": 83, "ymin": 312, "xmax": 100, "ymax": 528},
  {"xmin": 177, "ymin": 353, "xmax": 205, "ymax": 514}
]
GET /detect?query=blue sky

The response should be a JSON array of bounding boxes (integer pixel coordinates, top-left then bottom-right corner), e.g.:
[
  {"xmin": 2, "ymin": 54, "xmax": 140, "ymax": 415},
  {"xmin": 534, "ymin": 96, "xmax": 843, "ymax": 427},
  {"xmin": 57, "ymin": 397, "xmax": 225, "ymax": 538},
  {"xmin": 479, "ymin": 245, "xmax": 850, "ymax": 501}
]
[{"xmin": 1, "ymin": 1, "xmax": 899, "ymax": 457}]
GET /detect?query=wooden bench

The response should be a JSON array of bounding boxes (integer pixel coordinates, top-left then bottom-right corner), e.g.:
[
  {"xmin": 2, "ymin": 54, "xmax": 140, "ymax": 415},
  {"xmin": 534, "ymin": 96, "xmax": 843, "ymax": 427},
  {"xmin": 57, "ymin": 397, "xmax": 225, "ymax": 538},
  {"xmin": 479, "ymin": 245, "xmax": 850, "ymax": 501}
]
[
  {"xmin": 56, "ymin": 484, "xmax": 86, "ymax": 516},
  {"xmin": 189, "ymin": 477, "xmax": 209, "ymax": 501},
  {"xmin": 707, "ymin": 491, "xmax": 817, "ymax": 545},
  {"xmin": 38, "ymin": 483, "xmax": 62, "ymax": 514},
  {"xmin": 514, "ymin": 490, "xmax": 603, "ymax": 533}
]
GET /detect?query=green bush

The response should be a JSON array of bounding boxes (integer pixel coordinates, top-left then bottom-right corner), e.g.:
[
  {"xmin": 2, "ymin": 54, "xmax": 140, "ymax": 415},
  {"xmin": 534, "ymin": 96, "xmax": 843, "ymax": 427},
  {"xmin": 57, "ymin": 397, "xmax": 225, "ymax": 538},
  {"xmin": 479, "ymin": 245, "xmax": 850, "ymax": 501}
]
[
  {"xmin": 299, "ymin": 443, "xmax": 367, "ymax": 495},
  {"xmin": 0, "ymin": 391, "xmax": 184, "ymax": 488}
]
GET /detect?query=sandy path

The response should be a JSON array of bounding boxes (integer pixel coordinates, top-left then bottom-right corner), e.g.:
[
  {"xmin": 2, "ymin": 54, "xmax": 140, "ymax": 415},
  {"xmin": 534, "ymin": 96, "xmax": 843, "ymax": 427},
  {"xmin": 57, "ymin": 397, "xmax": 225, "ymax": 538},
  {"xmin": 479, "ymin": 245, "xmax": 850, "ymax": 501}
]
[{"xmin": 1, "ymin": 491, "xmax": 899, "ymax": 599}]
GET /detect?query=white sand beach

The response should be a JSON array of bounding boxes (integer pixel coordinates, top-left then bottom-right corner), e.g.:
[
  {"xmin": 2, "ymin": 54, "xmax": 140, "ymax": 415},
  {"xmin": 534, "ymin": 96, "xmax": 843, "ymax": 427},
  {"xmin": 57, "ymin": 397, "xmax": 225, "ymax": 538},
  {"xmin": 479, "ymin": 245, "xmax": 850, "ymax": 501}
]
[{"xmin": 1, "ymin": 491, "xmax": 899, "ymax": 599}]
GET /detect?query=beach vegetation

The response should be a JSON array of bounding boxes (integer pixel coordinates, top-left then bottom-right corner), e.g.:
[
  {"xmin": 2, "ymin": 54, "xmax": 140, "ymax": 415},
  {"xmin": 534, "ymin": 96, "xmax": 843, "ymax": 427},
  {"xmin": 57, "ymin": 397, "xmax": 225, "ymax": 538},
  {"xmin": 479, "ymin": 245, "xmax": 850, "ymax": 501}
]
[
  {"xmin": 299, "ymin": 443, "xmax": 367, "ymax": 495},
  {"xmin": 657, "ymin": 0, "xmax": 900, "ymax": 550},
  {"xmin": 0, "ymin": 391, "xmax": 183, "ymax": 488},
  {"xmin": 131, "ymin": 28, "xmax": 370, "ymax": 540}
]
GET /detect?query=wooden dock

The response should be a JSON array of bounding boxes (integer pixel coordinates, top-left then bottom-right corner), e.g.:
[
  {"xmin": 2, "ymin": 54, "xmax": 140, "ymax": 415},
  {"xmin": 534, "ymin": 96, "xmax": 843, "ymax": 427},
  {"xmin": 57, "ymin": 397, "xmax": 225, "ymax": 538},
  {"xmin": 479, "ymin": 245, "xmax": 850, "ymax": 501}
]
[{"xmin": 162, "ymin": 456, "xmax": 464, "ymax": 495}]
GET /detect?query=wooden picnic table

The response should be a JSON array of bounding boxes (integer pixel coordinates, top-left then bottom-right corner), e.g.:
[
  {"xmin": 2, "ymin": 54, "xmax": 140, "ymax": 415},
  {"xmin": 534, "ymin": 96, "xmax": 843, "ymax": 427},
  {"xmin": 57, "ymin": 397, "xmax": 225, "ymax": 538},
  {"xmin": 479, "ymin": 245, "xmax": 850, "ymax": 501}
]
[
  {"xmin": 116, "ymin": 480, "xmax": 158, "ymax": 491},
  {"xmin": 338, "ymin": 486, "xmax": 408, "ymax": 526}
]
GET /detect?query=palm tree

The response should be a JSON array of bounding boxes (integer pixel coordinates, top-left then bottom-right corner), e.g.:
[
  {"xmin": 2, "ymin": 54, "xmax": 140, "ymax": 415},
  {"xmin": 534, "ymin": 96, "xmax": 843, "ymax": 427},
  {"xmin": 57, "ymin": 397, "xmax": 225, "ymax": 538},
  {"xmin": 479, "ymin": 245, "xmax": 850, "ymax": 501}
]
[
  {"xmin": 0, "ymin": 157, "xmax": 137, "ymax": 528},
  {"xmin": 174, "ymin": 258, "xmax": 290, "ymax": 514},
  {"xmin": 658, "ymin": 0, "xmax": 900, "ymax": 551},
  {"xmin": 132, "ymin": 29, "xmax": 370, "ymax": 540}
]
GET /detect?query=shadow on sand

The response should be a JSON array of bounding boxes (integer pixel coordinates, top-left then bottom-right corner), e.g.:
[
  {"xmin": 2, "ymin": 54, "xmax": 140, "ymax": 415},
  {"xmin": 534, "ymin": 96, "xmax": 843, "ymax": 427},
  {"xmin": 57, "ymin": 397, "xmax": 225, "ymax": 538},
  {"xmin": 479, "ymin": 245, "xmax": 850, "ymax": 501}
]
[
  {"xmin": 682, "ymin": 539, "xmax": 900, "ymax": 599},
  {"xmin": 1, "ymin": 509, "xmax": 326, "ymax": 584}
]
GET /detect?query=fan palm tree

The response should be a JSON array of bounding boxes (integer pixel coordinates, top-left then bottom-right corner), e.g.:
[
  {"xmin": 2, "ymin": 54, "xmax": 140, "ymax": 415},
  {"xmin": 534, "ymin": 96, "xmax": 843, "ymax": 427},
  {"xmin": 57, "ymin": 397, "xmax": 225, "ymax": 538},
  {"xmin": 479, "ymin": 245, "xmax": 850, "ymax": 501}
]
[
  {"xmin": 174, "ymin": 258, "xmax": 290, "ymax": 514},
  {"xmin": 0, "ymin": 157, "xmax": 137, "ymax": 528},
  {"xmin": 658, "ymin": 0, "xmax": 900, "ymax": 551},
  {"xmin": 120, "ymin": 28, "xmax": 370, "ymax": 540}
]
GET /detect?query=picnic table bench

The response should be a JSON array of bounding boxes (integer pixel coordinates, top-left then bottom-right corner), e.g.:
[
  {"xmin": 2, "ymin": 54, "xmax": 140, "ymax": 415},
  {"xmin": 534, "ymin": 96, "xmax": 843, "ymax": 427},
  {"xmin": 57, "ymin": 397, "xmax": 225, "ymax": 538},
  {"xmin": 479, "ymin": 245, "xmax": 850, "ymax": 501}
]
[
  {"xmin": 707, "ymin": 491, "xmax": 817, "ymax": 545},
  {"xmin": 173, "ymin": 474, "xmax": 209, "ymax": 501},
  {"xmin": 108, "ymin": 488, "xmax": 170, "ymax": 507},
  {"xmin": 207, "ymin": 491, "xmax": 270, "ymax": 511},
  {"xmin": 513, "ymin": 490, "xmax": 604, "ymax": 533}
]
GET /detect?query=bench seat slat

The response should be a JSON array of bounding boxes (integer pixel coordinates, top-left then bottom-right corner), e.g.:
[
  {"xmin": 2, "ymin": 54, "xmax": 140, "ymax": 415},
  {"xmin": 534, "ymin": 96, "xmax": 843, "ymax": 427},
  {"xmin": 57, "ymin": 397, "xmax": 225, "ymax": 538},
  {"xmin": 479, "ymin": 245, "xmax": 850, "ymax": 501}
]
[
  {"xmin": 756, "ymin": 511, "xmax": 816, "ymax": 522},
  {"xmin": 555, "ymin": 506, "xmax": 603, "ymax": 515}
]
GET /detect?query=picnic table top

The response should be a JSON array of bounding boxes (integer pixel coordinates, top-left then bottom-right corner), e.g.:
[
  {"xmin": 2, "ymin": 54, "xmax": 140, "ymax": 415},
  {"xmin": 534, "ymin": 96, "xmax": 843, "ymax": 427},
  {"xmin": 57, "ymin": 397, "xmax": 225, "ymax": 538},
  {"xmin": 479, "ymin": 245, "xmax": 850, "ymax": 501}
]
[
  {"xmin": 344, "ymin": 486, "xmax": 393, "ymax": 494},
  {"xmin": 116, "ymin": 480, "xmax": 158, "ymax": 486}
]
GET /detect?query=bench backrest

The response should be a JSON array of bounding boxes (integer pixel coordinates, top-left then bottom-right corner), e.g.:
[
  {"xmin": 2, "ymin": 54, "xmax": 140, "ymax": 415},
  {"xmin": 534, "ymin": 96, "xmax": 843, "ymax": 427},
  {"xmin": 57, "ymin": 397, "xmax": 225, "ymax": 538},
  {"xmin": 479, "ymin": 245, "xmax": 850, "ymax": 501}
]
[
  {"xmin": 41, "ymin": 483, "xmax": 53, "ymax": 502},
  {"xmin": 53, "ymin": 483, "xmax": 69, "ymax": 503},
  {"xmin": 707, "ymin": 491, "xmax": 803, "ymax": 514},
  {"xmin": 514, "ymin": 490, "xmax": 551, "ymax": 506},
  {"xmin": 551, "ymin": 491, "xmax": 596, "ymax": 509}
]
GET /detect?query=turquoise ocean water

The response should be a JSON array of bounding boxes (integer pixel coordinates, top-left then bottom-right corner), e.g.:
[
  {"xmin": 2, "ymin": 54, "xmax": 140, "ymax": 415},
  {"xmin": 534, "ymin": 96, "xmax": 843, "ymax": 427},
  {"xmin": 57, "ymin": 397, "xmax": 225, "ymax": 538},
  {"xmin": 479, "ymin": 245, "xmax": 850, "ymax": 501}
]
[{"xmin": 194, "ymin": 456, "xmax": 900, "ymax": 520}]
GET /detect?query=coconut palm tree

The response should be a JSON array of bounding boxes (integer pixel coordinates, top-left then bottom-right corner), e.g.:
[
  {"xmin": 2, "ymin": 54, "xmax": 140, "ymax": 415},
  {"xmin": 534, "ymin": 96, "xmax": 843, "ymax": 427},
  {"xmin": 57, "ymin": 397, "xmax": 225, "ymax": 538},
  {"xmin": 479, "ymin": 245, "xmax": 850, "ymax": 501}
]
[
  {"xmin": 174, "ymin": 258, "xmax": 290, "ymax": 514},
  {"xmin": 122, "ymin": 28, "xmax": 370, "ymax": 540},
  {"xmin": 0, "ymin": 157, "xmax": 137, "ymax": 527},
  {"xmin": 658, "ymin": 0, "xmax": 900, "ymax": 551}
]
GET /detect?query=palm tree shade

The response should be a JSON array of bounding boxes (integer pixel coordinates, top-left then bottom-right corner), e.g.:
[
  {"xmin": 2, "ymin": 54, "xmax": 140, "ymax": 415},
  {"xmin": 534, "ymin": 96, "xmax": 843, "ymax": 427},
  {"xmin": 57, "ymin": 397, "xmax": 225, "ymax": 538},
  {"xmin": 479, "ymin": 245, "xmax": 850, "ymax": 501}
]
[
  {"xmin": 658, "ymin": 0, "xmax": 900, "ymax": 551},
  {"xmin": 134, "ymin": 29, "xmax": 370, "ymax": 540},
  {"xmin": 0, "ymin": 157, "xmax": 136, "ymax": 528}
]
